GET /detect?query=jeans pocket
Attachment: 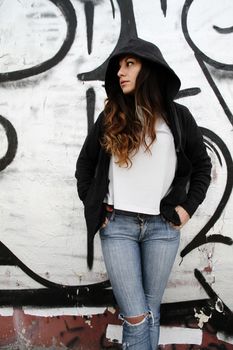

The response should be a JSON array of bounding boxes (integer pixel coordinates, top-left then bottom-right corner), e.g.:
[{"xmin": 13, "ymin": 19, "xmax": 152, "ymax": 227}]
[
  {"xmin": 160, "ymin": 214, "xmax": 171, "ymax": 225},
  {"xmin": 99, "ymin": 210, "xmax": 114, "ymax": 233},
  {"xmin": 160, "ymin": 214, "xmax": 180, "ymax": 234}
]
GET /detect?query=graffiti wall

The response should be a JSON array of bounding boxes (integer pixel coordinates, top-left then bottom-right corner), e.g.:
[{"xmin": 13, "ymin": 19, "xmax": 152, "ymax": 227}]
[{"xmin": 0, "ymin": 0, "xmax": 232, "ymax": 348}]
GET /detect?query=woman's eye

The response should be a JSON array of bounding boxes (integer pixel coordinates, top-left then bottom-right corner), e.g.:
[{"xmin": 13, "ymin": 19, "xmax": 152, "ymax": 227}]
[{"xmin": 127, "ymin": 61, "xmax": 134, "ymax": 66}]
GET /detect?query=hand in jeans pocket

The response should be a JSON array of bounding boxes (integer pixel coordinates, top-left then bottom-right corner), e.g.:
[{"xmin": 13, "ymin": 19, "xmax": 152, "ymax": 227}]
[
  {"xmin": 171, "ymin": 205, "xmax": 190, "ymax": 229},
  {"xmin": 100, "ymin": 205, "xmax": 114, "ymax": 229}
]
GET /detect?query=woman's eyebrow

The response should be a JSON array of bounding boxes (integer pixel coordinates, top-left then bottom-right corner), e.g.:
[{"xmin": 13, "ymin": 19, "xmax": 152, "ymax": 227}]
[
  {"xmin": 120, "ymin": 55, "xmax": 135, "ymax": 62},
  {"xmin": 125, "ymin": 56, "xmax": 136, "ymax": 60}
]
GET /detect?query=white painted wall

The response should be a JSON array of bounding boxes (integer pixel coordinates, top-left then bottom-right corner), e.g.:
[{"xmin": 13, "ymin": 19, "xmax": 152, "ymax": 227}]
[{"xmin": 0, "ymin": 0, "xmax": 232, "ymax": 314}]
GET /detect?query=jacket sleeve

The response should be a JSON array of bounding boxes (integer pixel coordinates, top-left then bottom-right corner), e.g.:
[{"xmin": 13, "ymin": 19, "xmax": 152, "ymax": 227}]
[
  {"xmin": 181, "ymin": 107, "xmax": 212, "ymax": 217},
  {"xmin": 75, "ymin": 112, "xmax": 104, "ymax": 202}
]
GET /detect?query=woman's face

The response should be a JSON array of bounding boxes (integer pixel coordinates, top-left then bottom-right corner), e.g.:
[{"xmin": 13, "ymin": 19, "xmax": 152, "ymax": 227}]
[{"xmin": 117, "ymin": 55, "xmax": 142, "ymax": 94}]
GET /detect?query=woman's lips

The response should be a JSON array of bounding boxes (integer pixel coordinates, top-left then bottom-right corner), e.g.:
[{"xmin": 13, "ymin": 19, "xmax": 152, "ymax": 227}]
[{"xmin": 120, "ymin": 80, "xmax": 129, "ymax": 86}]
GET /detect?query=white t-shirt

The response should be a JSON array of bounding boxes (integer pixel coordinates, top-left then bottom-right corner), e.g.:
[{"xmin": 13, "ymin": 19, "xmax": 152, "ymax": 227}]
[{"xmin": 105, "ymin": 118, "xmax": 177, "ymax": 215}]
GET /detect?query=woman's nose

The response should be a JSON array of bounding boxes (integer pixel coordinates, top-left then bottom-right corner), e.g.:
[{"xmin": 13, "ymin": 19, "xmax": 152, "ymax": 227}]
[{"xmin": 117, "ymin": 66, "xmax": 125, "ymax": 77}]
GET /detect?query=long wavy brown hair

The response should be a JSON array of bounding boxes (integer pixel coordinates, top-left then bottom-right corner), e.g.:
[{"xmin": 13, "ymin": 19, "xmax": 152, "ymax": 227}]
[{"xmin": 102, "ymin": 57, "xmax": 167, "ymax": 167}]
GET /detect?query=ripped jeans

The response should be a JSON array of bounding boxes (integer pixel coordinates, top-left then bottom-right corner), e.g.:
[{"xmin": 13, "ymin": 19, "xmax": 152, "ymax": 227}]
[{"xmin": 99, "ymin": 210, "xmax": 180, "ymax": 350}]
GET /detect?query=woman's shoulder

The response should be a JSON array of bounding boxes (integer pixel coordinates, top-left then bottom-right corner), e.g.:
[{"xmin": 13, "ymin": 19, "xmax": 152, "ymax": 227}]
[
  {"xmin": 173, "ymin": 101, "xmax": 191, "ymax": 115},
  {"xmin": 88, "ymin": 111, "xmax": 105, "ymax": 136},
  {"xmin": 173, "ymin": 102, "xmax": 196, "ymax": 126},
  {"xmin": 94, "ymin": 111, "xmax": 105, "ymax": 126}
]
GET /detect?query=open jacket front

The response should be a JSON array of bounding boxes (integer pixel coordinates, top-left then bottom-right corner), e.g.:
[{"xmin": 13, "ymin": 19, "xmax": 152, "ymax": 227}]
[{"xmin": 75, "ymin": 38, "xmax": 212, "ymax": 268}]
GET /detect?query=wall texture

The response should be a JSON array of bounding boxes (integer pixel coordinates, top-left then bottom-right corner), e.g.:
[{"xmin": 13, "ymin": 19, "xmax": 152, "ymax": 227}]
[{"xmin": 0, "ymin": 0, "xmax": 232, "ymax": 348}]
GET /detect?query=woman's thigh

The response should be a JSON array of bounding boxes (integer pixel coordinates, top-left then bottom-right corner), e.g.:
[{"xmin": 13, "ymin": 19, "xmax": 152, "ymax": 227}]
[
  {"xmin": 99, "ymin": 213, "xmax": 148, "ymax": 317},
  {"xmin": 141, "ymin": 215, "xmax": 180, "ymax": 311}
]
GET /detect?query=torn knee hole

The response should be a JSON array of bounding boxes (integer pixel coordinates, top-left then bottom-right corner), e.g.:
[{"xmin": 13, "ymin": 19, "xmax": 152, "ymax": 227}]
[{"xmin": 125, "ymin": 313, "xmax": 148, "ymax": 325}]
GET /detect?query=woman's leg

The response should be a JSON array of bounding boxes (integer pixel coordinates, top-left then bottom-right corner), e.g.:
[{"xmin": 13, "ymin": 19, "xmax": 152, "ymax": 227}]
[
  {"xmin": 99, "ymin": 212, "xmax": 152, "ymax": 350},
  {"xmin": 141, "ymin": 215, "xmax": 180, "ymax": 349}
]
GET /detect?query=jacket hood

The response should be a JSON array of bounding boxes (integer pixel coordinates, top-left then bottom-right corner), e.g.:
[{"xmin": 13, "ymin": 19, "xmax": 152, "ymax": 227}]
[{"xmin": 105, "ymin": 37, "xmax": 181, "ymax": 100}]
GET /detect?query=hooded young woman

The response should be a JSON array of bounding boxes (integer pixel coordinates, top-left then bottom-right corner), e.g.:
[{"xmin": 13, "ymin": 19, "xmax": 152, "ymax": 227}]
[{"xmin": 75, "ymin": 37, "xmax": 211, "ymax": 349}]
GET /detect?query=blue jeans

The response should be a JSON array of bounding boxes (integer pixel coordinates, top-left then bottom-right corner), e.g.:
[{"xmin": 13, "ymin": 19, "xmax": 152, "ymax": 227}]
[{"xmin": 99, "ymin": 210, "xmax": 180, "ymax": 350}]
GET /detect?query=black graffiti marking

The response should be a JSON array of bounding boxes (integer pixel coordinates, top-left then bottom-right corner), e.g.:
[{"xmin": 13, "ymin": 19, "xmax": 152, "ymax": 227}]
[
  {"xmin": 84, "ymin": 1, "xmax": 116, "ymax": 55},
  {"xmin": 110, "ymin": 0, "xmax": 116, "ymax": 19},
  {"xmin": 205, "ymin": 140, "xmax": 222, "ymax": 166},
  {"xmin": 194, "ymin": 269, "xmax": 228, "ymax": 307},
  {"xmin": 61, "ymin": 320, "xmax": 84, "ymax": 348},
  {"xmin": 160, "ymin": 299, "xmax": 210, "ymax": 325},
  {"xmin": 194, "ymin": 269, "xmax": 233, "ymax": 335},
  {"xmin": 77, "ymin": 0, "xmax": 137, "ymax": 82},
  {"xmin": 0, "ymin": 284, "xmax": 211, "ymax": 318},
  {"xmin": 0, "ymin": 0, "xmax": 136, "ymax": 304},
  {"xmin": 83, "ymin": 0, "xmax": 116, "ymax": 55},
  {"xmin": 0, "ymin": 288, "xmax": 75, "ymax": 307},
  {"xmin": 176, "ymin": 87, "xmax": 201, "ymax": 99},
  {"xmin": 0, "ymin": 115, "xmax": 18, "ymax": 171},
  {"xmin": 78, "ymin": 0, "xmax": 103, "ymax": 3},
  {"xmin": 182, "ymin": 0, "xmax": 233, "ymax": 71},
  {"xmin": 86, "ymin": 88, "xmax": 96, "ymax": 134},
  {"xmin": 0, "ymin": 0, "xmax": 77, "ymax": 82},
  {"xmin": 0, "ymin": 285, "xmax": 116, "ymax": 307},
  {"xmin": 194, "ymin": 54, "xmax": 233, "ymax": 126},
  {"xmin": 182, "ymin": 0, "xmax": 233, "ymax": 134},
  {"xmin": 3, "ymin": 244, "xmax": 229, "ymax": 319},
  {"xmin": 213, "ymin": 25, "xmax": 233, "ymax": 34},
  {"xmin": 84, "ymin": 2, "xmax": 95, "ymax": 54},
  {"xmin": 0, "ymin": 241, "xmax": 110, "ymax": 292},
  {"xmin": 182, "ymin": 0, "xmax": 233, "ymax": 139},
  {"xmin": 180, "ymin": 128, "xmax": 233, "ymax": 259},
  {"xmin": 160, "ymin": 0, "xmax": 167, "ymax": 17},
  {"xmin": 0, "ymin": 242, "xmax": 66, "ymax": 289},
  {"xmin": 0, "ymin": 6, "xmax": 231, "ymax": 337}
]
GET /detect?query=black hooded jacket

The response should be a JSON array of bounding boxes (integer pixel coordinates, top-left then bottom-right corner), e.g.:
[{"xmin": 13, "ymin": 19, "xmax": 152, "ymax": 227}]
[{"xmin": 75, "ymin": 38, "xmax": 212, "ymax": 268}]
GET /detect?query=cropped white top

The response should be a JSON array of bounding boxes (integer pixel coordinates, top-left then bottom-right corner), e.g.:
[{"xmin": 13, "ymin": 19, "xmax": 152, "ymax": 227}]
[{"xmin": 105, "ymin": 118, "xmax": 177, "ymax": 215}]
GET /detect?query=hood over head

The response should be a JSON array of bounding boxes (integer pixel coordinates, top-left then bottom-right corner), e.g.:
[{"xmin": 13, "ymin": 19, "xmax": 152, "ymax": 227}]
[{"xmin": 105, "ymin": 37, "xmax": 181, "ymax": 100}]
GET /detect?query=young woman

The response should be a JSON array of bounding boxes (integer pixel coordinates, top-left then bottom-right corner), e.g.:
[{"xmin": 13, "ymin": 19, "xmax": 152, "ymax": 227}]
[{"xmin": 75, "ymin": 37, "xmax": 212, "ymax": 349}]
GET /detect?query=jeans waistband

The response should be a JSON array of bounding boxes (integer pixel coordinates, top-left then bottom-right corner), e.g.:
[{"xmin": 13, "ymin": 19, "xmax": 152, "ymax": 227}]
[{"xmin": 105, "ymin": 205, "xmax": 154, "ymax": 218}]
